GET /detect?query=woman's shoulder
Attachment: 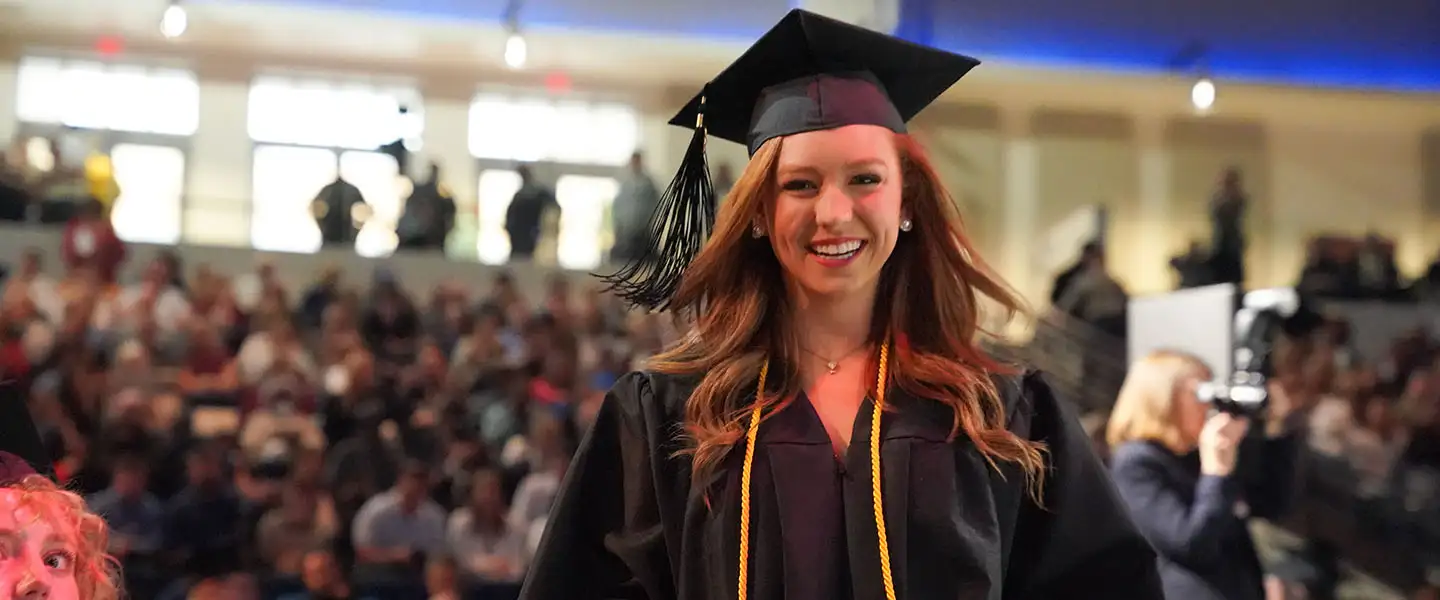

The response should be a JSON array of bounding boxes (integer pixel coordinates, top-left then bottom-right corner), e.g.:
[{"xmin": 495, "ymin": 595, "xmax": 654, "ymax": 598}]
[
  {"xmin": 604, "ymin": 370, "xmax": 696, "ymax": 424},
  {"xmin": 987, "ymin": 367, "xmax": 1063, "ymax": 429}
]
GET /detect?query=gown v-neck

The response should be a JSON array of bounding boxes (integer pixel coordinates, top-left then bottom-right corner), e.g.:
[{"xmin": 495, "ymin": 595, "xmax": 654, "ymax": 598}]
[{"xmin": 800, "ymin": 390, "xmax": 869, "ymax": 467}]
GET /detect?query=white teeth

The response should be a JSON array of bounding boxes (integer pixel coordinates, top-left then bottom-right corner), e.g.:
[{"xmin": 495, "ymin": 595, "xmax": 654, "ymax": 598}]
[{"xmin": 809, "ymin": 240, "xmax": 863, "ymax": 257}]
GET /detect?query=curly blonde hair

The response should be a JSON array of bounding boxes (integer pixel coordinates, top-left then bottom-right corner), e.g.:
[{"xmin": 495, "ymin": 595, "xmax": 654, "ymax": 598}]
[{"xmin": 6, "ymin": 475, "xmax": 122, "ymax": 600}]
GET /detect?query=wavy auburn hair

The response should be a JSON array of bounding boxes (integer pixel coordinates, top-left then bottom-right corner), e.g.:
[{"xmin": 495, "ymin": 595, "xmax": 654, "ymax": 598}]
[
  {"xmin": 649, "ymin": 132, "xmax": 1048, "ymax": 498},
  {"xmin": 6, "ymin": 475, "xmax": 122, "ymax": 600}
]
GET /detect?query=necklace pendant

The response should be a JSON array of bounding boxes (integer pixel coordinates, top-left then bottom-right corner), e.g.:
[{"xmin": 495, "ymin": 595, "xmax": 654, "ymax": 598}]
[{"xmin": 826, "ymin": 361, "xmax": 838, "ymax": 374}]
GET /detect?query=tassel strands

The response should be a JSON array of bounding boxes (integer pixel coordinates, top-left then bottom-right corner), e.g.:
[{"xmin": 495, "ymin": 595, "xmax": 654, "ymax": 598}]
[
  {"xmin": 738, "ymin": 339, "xmax": 897, "ymax": 600},
  {"xmin": 599, "ymin": 93, "xmax": 717, "ymax": 312}
]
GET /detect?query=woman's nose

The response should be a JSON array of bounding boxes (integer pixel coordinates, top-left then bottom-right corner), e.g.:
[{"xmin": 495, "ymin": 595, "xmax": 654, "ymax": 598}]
[{"xmin": 813, "ymin": 187, "xmax": 854, "ymax": 225}]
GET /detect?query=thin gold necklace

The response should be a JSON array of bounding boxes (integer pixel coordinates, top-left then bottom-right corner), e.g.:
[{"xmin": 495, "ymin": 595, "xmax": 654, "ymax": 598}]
[{"xmin": 798, "ymin": 341, "xmax": 870, "ymax": 374}]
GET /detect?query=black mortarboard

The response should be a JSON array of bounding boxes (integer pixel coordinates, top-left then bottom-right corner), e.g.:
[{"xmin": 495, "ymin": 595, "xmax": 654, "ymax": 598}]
[
  {"xmin": 0, "ymin": 380, "xmax": 55, "ymax": 484},
  {"xmin": 601, "ymin": 9, "xmax": 979, "ymax": 311}
]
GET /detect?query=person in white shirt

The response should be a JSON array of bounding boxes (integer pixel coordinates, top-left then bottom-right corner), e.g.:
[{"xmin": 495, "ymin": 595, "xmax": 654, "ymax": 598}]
[
  {"xmin": 446, "ymin": 468, "xmax": 526, "ymax": 582},
  {"xmin": 352, "ymin": 462, "xmax": 447, "ymax": 573}
]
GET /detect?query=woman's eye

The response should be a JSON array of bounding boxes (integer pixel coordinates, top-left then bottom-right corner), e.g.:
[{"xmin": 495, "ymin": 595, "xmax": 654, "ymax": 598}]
[
  {"xmin": 781, "ymin": 179, "xmax": 817, "ymax": 192},
  {"xmin": 851, "ymin": 173, "xmax": 882, "ymax": 186},
  {"xmin": 44, "ymin": 550, "xmax": 74, "ymax": 571}
]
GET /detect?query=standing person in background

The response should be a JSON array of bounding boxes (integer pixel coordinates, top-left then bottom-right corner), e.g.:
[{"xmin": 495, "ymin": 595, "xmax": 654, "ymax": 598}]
[
  {"xmin": 610, "ymin": 151, "xmax": 661, "ymax": 262},
  {"xmin": 524, "ymin": 10, "xmax": 1161, "ymax": 600},
  {"xmin": 1210, "ymin": 167, "xmax": 1248, "ymax": 286},
  {"xmin": 61, "ymin": 198, "xmax": 125, "ymax": 286},
  {"xmin": 1107, "ymin": 350, "xmax": 1301, "ymax": 600},
  {"xmin": 504, "ymin": 165, "xmax": 558, "ymax": 262},
  {"xmin": 398, "ymin": 162, "xmax": 458, "ymax": 251}
]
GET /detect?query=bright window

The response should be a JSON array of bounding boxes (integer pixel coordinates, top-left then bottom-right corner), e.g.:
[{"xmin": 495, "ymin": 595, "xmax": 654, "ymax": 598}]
[
  {"xmin": 109, "ymin": 144, "xmax": 186, "ymax": 244},
  {"xmin": 468, "ymin": 95, "xmax": 639, "ymax": 166},
  {"xmin": 476, "ymin": 169, "xmax": 523, "ymax": 265},
  {"xmin": 250, "ymin": 145, "xmax": 336, "ymax": 253},
  {"xmin": 341, "ymin": 151, "xmax": 405, "ymax": 258},
  {"xmin": 248, "ymin": 77, "xmax": 423, "ymax": 150},
  {"xmin": 555, "ymin": 175, "xmax": 619, "ymax": 270},
  {"xmin": 15, "ymin": 57, "xmax": 199, "ymax": 136}
]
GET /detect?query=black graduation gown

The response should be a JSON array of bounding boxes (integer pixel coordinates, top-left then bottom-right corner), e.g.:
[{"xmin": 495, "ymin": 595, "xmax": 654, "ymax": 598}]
[{"xmin": 519, "ymin": 369, "xmax": 1163, "ymax": 600}]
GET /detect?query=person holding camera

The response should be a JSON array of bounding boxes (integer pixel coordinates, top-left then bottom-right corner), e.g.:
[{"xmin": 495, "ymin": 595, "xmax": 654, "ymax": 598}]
[{"xmin": 1107, "ymin": 349, "xmax": 1300, "ymax": 600}]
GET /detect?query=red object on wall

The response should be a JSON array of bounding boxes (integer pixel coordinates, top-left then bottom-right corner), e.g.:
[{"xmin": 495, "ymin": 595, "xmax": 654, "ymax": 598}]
[
  {"xmin": 95, "ymin": 36, "xmax": 126, "ymax": 56},
  {"xmin": 544, "ymin": 71, "xmax": 573, "ymax": 94}
]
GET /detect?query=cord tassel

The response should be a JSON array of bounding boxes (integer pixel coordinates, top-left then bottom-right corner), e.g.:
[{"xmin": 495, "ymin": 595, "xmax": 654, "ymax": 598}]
[
  {"xmin": 738, "ymin": 340, "xmax": 896, "ymax": 600},
  {"xmin": 600, "ymin": 94, "xmax": 716, "ymax": 312}
]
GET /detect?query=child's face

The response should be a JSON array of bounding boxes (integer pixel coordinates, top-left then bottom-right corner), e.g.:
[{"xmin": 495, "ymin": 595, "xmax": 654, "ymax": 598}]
[{"xmin": 0, "ymin": 489, "xmax": 81, "ymax": 600}]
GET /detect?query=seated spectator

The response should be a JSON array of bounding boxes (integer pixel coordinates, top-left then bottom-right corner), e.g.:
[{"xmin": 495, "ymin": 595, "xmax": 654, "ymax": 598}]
[
  {"xmin": 1348, "ymin": 393, "xmax": 1409, "ymax": 496},
  {"xmin": 447, "ymin": 467, "xmax": 525, "ymax": 582},
  {"xmin": 88, "ymin": 455, "xmax": 164, "ymax": 557},
  {"xmin": 506, "ymin": 450, "xmax": 569, "ymax": 547},
  {"xmin": 325, "ymin": 404, "xmax": 402, "ymax": 519},
  {"xmin": 256, "ymin": 482, "xmax": 339, "ymax": 575},
  {"xmin": 96, "ymin": 256, "xmax": 192, "ymax": 339},
  {"xmin": 3, "ymin": 247, "xmax": 63, "ymax": 323},
  {"xmin": 351, "ymin": 461, "xmax": 447, "ymax": 576},
  {"xmin": 424, "ymin": 555, "xmax": 463, "ymax": 600},
  {"xmin": 361, "ymin": 272, "xmax": 420, "ymax": 363},
  {"xmin": 163, "ymin": 443, "xmax": 244, "ymax": 578},
  {"xmin": 177, "ymin": 318, "xmax": 240, "ymax": 401},
  {"xmin": 279, "ymin": 549, "xmax": 379, "ymax": 600},
  {"xmin": 237, "ymin": 315, "xmax": 318, "ymax": 388},
  {"xmin": 298, "ymin": 265, "xmax": 343, "ymax": 331}
]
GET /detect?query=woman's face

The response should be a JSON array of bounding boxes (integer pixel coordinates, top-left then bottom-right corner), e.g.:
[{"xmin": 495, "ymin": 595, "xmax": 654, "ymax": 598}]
[
  {"xmin": 1173, "ymin": 370, "xmax": 1212, "ymax": 447},
  {"xmin": 769, "ymin": 125, "xmax": 907, "ymax": 299},
  {"xmin": 0, "ymin": 489, "xmax": 81, "ymax": 600}
]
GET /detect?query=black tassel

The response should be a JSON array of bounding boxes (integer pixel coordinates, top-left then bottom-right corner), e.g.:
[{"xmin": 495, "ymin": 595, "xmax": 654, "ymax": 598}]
[{"xmin": 600, "ymin": 95, "xmax": 716, "ymax": 312}]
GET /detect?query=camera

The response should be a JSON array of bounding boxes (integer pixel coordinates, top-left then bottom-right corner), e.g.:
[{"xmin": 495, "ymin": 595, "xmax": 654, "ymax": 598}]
[{"xmin": 1196, "ymin": 288, "xmax": 1322, "ymax": 417}]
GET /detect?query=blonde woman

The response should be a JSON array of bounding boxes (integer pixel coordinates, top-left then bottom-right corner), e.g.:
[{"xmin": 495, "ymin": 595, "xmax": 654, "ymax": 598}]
[{"xmin": 1107, "ymin": 350, "xmax": 1300, "ymax": 600}]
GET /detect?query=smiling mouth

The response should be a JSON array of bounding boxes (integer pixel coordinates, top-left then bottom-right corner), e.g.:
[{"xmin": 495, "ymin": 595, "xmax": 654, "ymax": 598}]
[{"xmin": 807, "ymin": 240, "xmax": 867, "ymax": 260}]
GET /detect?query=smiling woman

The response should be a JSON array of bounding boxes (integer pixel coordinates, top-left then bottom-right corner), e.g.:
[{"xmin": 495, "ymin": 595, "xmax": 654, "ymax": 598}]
[{"xmin": 522, "ymin": 8, "xmax": 1162, "ymax": 600}]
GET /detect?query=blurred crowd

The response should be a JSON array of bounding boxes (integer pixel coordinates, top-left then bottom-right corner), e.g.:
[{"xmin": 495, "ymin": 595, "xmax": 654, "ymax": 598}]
[{"xmin": 0, "ymin": 231, "xmax": 680, "ymax": 599}]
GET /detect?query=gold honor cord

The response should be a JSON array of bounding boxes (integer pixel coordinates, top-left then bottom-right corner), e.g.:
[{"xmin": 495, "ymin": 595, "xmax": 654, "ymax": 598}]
[{"xmin": 737, "ymin": 341, "xmax": 897, "ymax": 600}]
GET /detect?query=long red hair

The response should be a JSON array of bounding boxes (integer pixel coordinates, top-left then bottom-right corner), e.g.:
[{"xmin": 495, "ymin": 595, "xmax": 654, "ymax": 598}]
[{"xmin": 649, "ymin": 133, "xmax": 1048, "ymax": 497}]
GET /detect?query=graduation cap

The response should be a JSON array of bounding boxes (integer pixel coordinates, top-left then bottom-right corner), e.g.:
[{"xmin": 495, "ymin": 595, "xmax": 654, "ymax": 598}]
[
  {"xmin": 600, "ymin": 8, "xmax": 980, "ymax": 311},
  {"xmin": 0, "ymin": 380, "xmax": 55, "ymax": 485}
]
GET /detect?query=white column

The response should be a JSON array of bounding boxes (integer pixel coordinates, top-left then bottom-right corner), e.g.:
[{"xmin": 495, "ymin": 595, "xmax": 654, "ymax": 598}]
[
  {"xmin": 1133, "ymin": 113, "xmax": 1171, "ymax": 293},
  {"xmin": 999, "ymin": 105, "xmax": 1041, "ymax": 309},
  {"xmin": 793, "ymin": 0, "xmax": 900, "ymax": 34},
  {"xmin": 184, "ymin": 80, "xmax": 253, "ymax": 247},
  {"xmin": 0, "ymin": 63, "xmax": 17, "ymax": 148}
]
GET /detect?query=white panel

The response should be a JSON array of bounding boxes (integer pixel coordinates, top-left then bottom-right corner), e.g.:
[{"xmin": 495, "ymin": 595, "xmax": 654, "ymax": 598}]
[
  {"xmin": 0, "ymin": 62, "xmax": 16, "ymax": 145},
  {"xmin": 250, "ymin": 145, "xmax": 336, "ymax": 253},
  {"xmin": 1128, "ymin": 283, "xmax": 1238, "ymax": 376},
  {"xmin": 247, "ymin": 77, "xmax": 421, "ymax": 150},
  {"xmin": 15, "ymin": 57, "xmax": 199, "ymax": 136},
  {"xmin": 341, "ymin": 150, "xmax": 403, "ymax": 258},
  {"xmin": 468, "ymin": 95, "xmax": 639, "ymax": 166},
  {"xmin": 476, "ymin": 169, "xmax": 522, "ymax": 265},
  {"xmin": 110, "ymin": 144, "xmax": 186, "ymax": 244},
  {"xmin": 555, "ymin": 174, "xmax": 619, "ymax": 270}
]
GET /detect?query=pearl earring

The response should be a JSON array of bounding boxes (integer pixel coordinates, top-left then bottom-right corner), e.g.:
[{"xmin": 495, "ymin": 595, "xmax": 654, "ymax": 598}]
[
  {"xmin": 751, "ymin": 224, "xmax": 765, "ymax": 238},
  {"xmin": 899, "ymin": 218, "xmax": 913, "ymax": 232}
]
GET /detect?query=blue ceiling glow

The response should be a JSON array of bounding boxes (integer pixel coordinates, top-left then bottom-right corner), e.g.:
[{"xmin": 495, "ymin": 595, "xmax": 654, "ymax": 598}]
[
  {"xmin": 905, "ymin": 0, "xmax": 1440, "ymax": 92},
  {"xmin": 251, "ymin": 0, "xmax": 1440, "ymax": 92}
]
